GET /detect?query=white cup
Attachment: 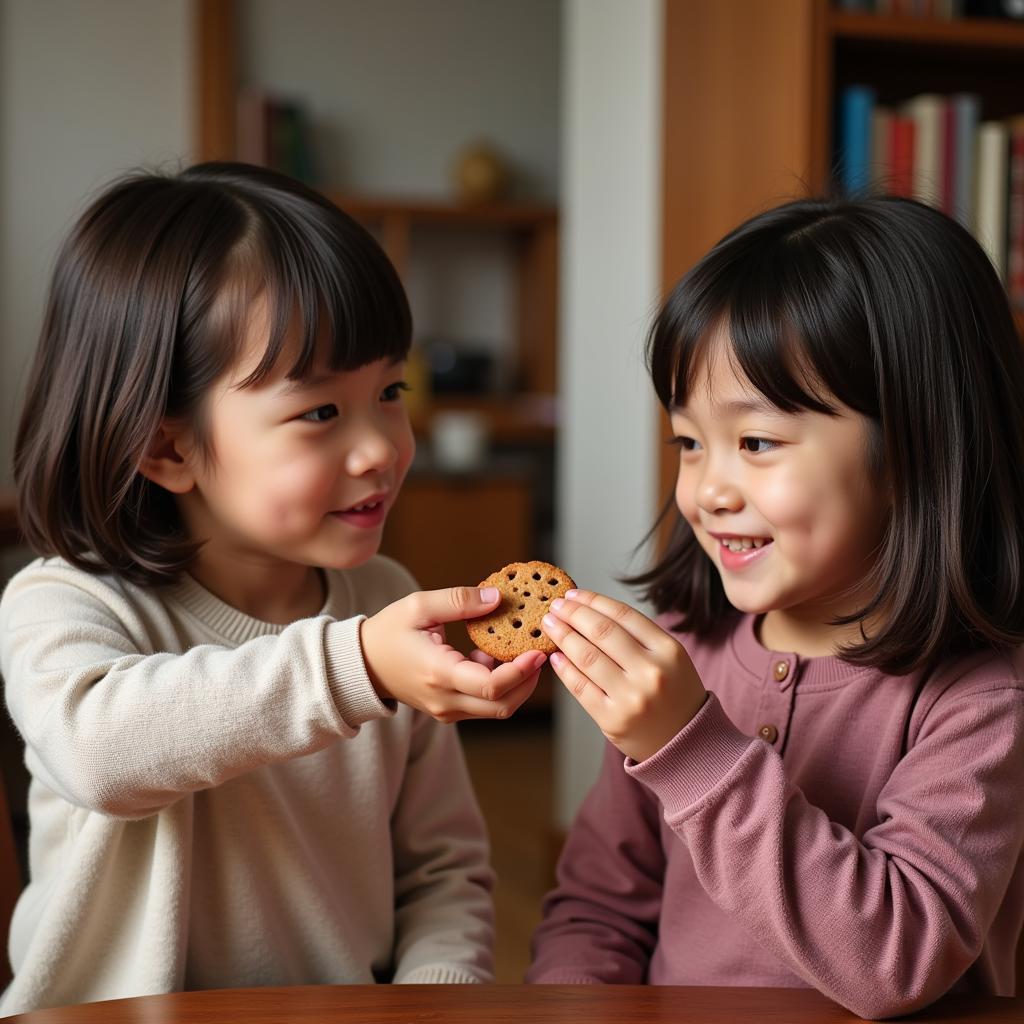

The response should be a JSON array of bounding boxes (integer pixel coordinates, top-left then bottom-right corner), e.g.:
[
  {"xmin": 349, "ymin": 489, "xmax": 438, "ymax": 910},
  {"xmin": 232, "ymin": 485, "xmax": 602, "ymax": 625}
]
[{"xmin": 431, "ymin": 410, "xmax": 488, "ymax": 472}]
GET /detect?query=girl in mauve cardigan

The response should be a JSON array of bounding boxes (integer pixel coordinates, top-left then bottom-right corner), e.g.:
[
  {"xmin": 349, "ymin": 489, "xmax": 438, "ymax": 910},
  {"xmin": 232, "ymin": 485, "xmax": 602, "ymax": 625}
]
[{"xmin": 529, "ymin": 197, "xmax": 1024, "ymax": 1020}]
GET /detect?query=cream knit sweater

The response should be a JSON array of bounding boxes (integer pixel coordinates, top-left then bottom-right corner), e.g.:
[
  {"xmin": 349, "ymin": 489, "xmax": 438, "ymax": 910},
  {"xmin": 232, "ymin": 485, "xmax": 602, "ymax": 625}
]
[{"xmin": 0, "ymin": 555, "xmax": 493, "ymax": 1016}]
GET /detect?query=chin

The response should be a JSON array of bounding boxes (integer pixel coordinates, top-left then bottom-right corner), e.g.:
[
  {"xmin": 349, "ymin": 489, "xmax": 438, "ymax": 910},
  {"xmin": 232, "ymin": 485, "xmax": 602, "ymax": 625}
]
[
  {"xmin": 720, "ymin": 589, "xmax": 777, "ymax": 616},
  {"xmin": 318, "ymin": 543, "xmax": 382, "ymax": 571}
]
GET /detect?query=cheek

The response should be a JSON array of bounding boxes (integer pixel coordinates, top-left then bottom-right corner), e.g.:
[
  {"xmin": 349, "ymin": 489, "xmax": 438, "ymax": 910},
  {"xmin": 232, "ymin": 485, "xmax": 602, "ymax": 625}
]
[
  {"xmin": 674, "ymin": 463, "xmax": 698, "ymax": 521},
  {"xmin": 397, "ymin": 425, "xmax": 416, "ymax": 474}
]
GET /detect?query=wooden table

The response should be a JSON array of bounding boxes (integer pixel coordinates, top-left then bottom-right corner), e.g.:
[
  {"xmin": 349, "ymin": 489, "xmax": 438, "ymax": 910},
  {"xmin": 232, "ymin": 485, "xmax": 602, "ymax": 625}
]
[{"xmin": 4, "ymin": 985, "xmax": 1022, "ymax": 1023}]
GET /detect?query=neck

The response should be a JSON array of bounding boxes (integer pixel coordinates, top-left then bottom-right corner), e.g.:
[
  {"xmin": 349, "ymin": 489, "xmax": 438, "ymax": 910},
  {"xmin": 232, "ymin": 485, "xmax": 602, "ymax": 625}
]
[
  {"xmin": 187, "ymin": 549, "xmax": 325, "ymax": 625},
  {"xmin": 757, "ymin": 603, "xmax": 879, "ymax": 658}
]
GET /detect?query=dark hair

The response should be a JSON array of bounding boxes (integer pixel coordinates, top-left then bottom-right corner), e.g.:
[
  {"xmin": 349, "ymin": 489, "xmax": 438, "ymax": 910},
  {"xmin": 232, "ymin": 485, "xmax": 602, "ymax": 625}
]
[
  {"xmin": 631, "ymin": 195, "xmax": 1024, "ymax": 675},
  {"xmin": 14, "ymin": 161, "xmax": 412, "ymax": 585}
]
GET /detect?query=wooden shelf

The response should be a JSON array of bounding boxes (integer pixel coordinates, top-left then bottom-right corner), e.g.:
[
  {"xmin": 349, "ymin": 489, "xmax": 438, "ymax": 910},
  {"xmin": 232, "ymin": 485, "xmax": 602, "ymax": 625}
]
[
  {"xmin": 830, "ymin": 12, "xmax": 1024, "ymax": 51},
  {"xmin": 410, "ymin": 394, "xmax": 557, "ymax": 446},
  {"xmin": 659, "ymin": 0, "xmax": 1024, "ymax": 510},
  {"xmin": 329, "ymin": 194, "xmax": 557, "ymax": 229}
]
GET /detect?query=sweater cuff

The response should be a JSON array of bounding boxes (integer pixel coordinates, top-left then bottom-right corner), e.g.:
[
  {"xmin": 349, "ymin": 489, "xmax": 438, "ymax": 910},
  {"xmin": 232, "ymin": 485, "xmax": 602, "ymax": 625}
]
[
  {"xmin": 527, "ymin": 971, "xmax": 601, "ymax": 984},
  {"xmin": 396, "ymin": 964, "xmax": 487, "ymax": 984},
  {"xmin": 323, "ymin": 616, "xmax": 397, "ymax": 729},
  {"xmin": 625, "ymin": 692, "xmax": 754, "ymax": 812}
]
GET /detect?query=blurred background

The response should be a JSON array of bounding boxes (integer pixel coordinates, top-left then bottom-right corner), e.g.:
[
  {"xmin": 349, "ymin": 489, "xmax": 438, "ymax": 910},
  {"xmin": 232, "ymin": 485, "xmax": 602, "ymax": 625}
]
[{"xmin": 1, "ymin": 0, "xmax": 1023, "ymax": 983}]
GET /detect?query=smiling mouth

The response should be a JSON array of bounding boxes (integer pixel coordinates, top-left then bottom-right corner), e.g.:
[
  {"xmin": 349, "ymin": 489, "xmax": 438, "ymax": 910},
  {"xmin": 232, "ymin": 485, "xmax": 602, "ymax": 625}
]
[{"xmin": 719, "ymin": 536, "xmax": 772, "ymax": 552}]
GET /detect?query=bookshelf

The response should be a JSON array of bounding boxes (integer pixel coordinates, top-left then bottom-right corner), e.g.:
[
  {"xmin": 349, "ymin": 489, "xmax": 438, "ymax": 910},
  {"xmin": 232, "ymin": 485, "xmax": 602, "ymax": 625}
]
[
  {"xmin": 659, "ymin": 0, "xmax": 1024, "ymax": 501},
  {"xmin": 193, "ymin": 2, "xmax": 558, "ymax": 442}
]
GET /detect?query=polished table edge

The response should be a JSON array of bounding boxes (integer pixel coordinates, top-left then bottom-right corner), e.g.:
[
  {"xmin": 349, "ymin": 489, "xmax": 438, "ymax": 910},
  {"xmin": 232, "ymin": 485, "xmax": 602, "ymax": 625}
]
[{"xmin": 4, "ymin": 985, "xmax": 1021, "ymax": 1023}]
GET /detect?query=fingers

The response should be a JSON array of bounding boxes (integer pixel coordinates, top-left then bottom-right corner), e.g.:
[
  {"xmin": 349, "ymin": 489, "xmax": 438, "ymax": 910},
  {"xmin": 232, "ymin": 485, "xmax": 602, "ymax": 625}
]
[
  {"xmin": 450, "ymin": 649, "xmax": 547, "ymax": 701},
  {"xmin": 548, "ymin": 650, "xmax": 608, "ymax": 720},
  {"xmin": 440, "ymin": 664, "xmax": 543, "ymax": 723},
  {"xmin": 557, "ymin": 590, "xmax": 668, "ymax": 651},
  {"xmin": 468, "ymin": 649, "xmax": 496, "ymax": 667},
  {"xmin": 540, "ymin": 599, "xmax": 644, "ymax": 692},
  {"xmin": 407, "ymin": 586, "xmax": 501, "ymax": 627}
]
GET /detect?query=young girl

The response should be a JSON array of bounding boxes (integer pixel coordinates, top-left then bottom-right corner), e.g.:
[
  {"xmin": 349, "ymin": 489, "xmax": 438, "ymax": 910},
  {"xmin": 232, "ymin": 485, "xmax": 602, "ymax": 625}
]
[
  {"xmin": 528, "ymin": 196, "xmax": 1024, "ymax": 1018},
  {"xmin": 0, "ymin": 162, "xmax": 546, "ymax": 1015}
]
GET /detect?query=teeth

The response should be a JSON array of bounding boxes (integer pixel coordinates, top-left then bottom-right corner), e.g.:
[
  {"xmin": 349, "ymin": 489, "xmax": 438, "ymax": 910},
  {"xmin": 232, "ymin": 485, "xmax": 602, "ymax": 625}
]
[
  {"xmin": 352, "ymin": 501, "xmax": 380, "ymax": 512},
  {"xmin": 722, "ymin": 537, "xmax": 769, "ymax": 552}
]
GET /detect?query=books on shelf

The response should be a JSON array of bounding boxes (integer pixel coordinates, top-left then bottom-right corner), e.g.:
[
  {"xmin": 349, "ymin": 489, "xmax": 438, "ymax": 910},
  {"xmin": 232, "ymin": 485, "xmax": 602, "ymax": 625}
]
[
  {"xmin": 836, "ymin": 85, "xmax": 1024, "ymax": 301},
  {"xmin": 833, "ymin": 0, "xmax": 1024, "ymax": 18},
  {"xmin": 976, "ymin": 122, "xmax": 1008, "ymax": 280},
  {"xmin": 236, "ymin": 90, "xmax": 315, "ymax": 184}
]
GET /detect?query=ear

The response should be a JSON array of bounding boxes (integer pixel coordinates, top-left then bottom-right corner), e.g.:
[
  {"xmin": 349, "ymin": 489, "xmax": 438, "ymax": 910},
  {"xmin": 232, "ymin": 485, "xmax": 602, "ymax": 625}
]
[{"xmin": 138, "ymin": 420, "xmax": 197, "ymax": 494}]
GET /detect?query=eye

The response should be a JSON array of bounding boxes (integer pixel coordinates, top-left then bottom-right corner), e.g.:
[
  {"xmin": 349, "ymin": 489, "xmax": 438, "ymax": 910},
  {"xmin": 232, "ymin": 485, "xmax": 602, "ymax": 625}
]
[
  {"xmin": 668, "ymin": 435, "xmax": 701, "ymax": 452},
  {"xmin": 381, "ymin": 381, "xmax": 411, "ymax": 402},
  {"xmin": 741, "ymin": 436, "xmax": 779, "ymax": 454},
  {"xmin": 299, "ymin": 403, "xmax": 338, "ymax": 423}
]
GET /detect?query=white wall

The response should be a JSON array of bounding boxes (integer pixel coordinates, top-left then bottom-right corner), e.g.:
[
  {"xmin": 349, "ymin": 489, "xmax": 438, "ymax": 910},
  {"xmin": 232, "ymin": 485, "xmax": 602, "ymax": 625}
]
[
  {"xmin": 0, "ymin": 0, "xmax": 192, "ymax": 486},
  {"xmin": 240, "ymin": 0, "xmax": 560, "ymax": 201},
  {"xmin": 239, "ymin": 0, "xmax": 561, "ymax": 364},
  {"xmin": 555, "ymin": 0, "xmax": 663, "ymax": 828}
]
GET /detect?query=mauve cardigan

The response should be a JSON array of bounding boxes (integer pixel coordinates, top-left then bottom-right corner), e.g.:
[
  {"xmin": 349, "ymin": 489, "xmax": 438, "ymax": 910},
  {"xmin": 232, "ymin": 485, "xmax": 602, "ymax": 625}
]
[{"xmin": 528, "ymin": 613, "xmax": 1024, "ymax": 1019}]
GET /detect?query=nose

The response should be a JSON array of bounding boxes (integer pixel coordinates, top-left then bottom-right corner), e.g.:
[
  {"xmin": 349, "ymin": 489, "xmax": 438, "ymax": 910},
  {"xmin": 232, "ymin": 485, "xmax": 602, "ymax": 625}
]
[
  {"xmin": 694, "ymin": 459, "xmax": 743, "ymax": 515},
  {"xmin": 345, "ymin": 419, "xmax": 399, "ymax": 477}
]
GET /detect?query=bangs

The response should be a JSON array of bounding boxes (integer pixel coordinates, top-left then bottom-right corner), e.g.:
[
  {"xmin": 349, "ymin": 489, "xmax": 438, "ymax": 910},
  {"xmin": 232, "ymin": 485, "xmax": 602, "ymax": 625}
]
[
  {"xmin": 651, "ymin": 217, "xmax": 880, "ymax": 424},
  {"xmin": 214, "ymin": 192, "xmax": 412, "ymax": 389}
]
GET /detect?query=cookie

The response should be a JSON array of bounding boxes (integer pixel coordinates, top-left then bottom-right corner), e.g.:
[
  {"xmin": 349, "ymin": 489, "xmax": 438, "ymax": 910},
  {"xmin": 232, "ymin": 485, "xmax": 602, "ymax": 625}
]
[{"xmin": 466, "ymin": 560, "xmax": 577, "ymax": 662}]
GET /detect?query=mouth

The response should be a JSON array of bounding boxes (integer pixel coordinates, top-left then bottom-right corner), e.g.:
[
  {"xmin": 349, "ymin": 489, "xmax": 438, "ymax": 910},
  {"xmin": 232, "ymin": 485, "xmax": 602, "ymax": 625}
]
[
  {"xmin": 708, "ymin": 532, "xmax": 774, "ymax": 568},
  {"xmin": 715, "ymin": 535, "xmax": 772, "ymax": 552},
  {"xmin": 330, "ymin": 492, "xmax": 389, "ymax": 529}
]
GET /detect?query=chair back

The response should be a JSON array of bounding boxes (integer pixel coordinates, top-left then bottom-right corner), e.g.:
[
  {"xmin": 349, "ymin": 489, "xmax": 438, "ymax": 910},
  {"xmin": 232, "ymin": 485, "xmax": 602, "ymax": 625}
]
[{"xmin": 0, "ymin": 771, "xmax": 21, "ymax": 989}]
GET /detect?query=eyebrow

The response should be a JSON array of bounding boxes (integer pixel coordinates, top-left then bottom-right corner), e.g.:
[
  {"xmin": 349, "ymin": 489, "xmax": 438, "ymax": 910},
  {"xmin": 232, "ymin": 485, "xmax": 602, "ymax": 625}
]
[
  {"xmin": 672, "ymin": 396, "xmax": 780, "ymax": 417},
  {"xmin": 276, "ymin": 356, "xmax": 406, "ymax": 397}
]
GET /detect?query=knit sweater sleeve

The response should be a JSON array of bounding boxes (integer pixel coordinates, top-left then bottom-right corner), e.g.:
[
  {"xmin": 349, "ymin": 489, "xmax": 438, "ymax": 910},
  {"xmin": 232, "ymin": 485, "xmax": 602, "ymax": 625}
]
[
  {"xmin": 389, "ymin": 713, "xmax": 495, "ymax": 984},
  {"xmin": 526, "ymin": 740, "xmax": 665, "ymax": 983},
  {"xmin": 628, "ymin": 687, "xmax": 1024, "ymax": 1020},
  {"xmin": 0, "ymin": 560, "xmax": 393, "ymax": 819}
]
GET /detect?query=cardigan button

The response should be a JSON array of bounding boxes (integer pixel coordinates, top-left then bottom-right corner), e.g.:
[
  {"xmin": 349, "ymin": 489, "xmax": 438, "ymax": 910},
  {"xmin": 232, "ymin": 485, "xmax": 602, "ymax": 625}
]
[
  {"xmin": 773, "ymin": 661, "xmax": 789, "ymax": 682},
  {"xmin": 758, "ymin": 723, "xmax": 779, "ymax": 744}
]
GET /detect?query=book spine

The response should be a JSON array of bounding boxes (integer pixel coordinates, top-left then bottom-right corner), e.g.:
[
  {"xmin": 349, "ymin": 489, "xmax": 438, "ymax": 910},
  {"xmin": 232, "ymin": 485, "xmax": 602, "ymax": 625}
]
[
  {"xmin": 975, "ymin": 122, "xmax": 1009, "ymax": 282},
  {"xmin": 952, "ymin": 94, "xmax": 981, "ymax": 228},
  {"xmin": 890, "ymin": 116, "xmax": 916, "ymax": 197},
  {"xmin": 905, "ymin": 94, "xmax": 943, "ymax": 206},
  {"xmin": 940, "ymin": 98, "xmax": 956, "ymax": 216},
  {"xmin": 840, "ymin": 85, "xmax": 875, "ymax": 194},
  {"xmin": 1007, "ymin": 121, "xmax": 1024, "ymax": 305},
  {"xmin": 871, "ymin": 107, "xmax": 893, "ymax": 190}
]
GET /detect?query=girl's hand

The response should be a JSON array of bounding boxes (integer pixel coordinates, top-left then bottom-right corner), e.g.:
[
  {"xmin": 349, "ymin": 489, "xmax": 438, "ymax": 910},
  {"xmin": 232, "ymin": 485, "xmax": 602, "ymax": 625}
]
[
  {"xmin": 360, "ymin": 587, "xmax": 546, "ymax": 723},
  {"xmin": 541, "ymin": 590, "xmax": 706, "ymax": 762}
]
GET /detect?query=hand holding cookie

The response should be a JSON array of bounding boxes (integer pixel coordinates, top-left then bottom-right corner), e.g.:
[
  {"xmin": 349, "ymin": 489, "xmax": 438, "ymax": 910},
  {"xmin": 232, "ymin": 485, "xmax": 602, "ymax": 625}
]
[
  {"xmin": 540, "ymin": 589, "xmax": 707, "ymax": 762},
  {"xmin": 466, "ymin": 561, "xmax": 577, "ymax": 662},
  {"xmin": 360, "ymin": 586, "xmax": 545, "ymax": 724}
]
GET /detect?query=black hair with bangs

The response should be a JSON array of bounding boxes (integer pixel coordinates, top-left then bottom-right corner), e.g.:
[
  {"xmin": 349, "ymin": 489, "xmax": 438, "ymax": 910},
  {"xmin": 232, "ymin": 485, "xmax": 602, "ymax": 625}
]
[
  {"xmin": 15, "ymin": 161, "xmax": 412, "ymax": 585},
  {"xmin": 632, "ymin": 195, "xmax": 1024, "ymax": 675}
]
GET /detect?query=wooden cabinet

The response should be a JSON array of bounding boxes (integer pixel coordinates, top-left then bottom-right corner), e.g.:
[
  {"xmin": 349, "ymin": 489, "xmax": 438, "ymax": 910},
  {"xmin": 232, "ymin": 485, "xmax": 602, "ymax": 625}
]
[{"xmin": 659, "ymin": 0, "xmax": 1024, "ymax": 498}]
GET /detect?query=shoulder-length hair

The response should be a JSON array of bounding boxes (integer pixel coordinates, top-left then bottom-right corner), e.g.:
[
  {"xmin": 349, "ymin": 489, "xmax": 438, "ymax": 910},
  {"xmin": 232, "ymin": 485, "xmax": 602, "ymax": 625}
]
[
  {"xmin": 15, "ymin": 162, "xmax": 412, "ymax": 586},
  {"xmin": 631, "ymin": 195, "xmax": 1024, "ymax": 674}
]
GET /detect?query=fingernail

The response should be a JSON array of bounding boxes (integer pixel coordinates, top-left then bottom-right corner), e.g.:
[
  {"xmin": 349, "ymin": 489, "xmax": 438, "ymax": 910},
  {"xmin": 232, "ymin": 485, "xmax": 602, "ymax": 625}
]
[
  {"xmin": 543, "ymin": 613, "xmax": 557, "ymax": 628},
  {"xmin": 479, "ymin": 587, "xmax": 499, "ymax": 603},
  {"xmin": 551, "ymin": 598, "xmax": 565, "ymax": 611},
  {"xmin": 550, "ymin": 652, "xmax": 564, "ymax": 668},
  {"xmin": 565, "ymin": 590, "xmax": 579, "ymax": 600}
]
